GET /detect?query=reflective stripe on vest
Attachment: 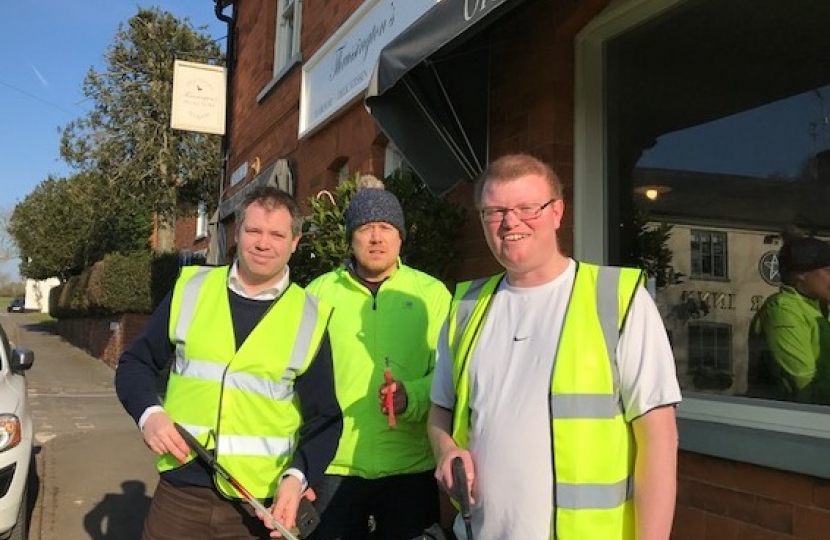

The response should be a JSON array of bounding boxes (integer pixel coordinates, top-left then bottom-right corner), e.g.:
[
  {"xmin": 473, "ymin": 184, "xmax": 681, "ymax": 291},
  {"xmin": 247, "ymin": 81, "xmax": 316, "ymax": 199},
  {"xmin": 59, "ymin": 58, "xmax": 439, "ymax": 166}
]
[
  {"xmin": 175, "ymin": 423, "xmax": 293, "ymax": 458},
  {"xmin": 550, "ymin": 266, "xmax": 632, "ymax": 511},
  {"xmin": 450, "ymin": 276, "xmax": 501, "ymax": 353},
  {"xmin": 448, "ymin": 275, "xmax": 502, "ymax": 449},
  {"xmin": 557, "ymin": 477, "xmax": 633, "ymax": 510},
  {"xmin": 172, "ymin": 359, "xmax": 296, "ymax": 401},
  {"xmin": 549, "ymin": 265, "xmax": 623, "ymax": 420}
]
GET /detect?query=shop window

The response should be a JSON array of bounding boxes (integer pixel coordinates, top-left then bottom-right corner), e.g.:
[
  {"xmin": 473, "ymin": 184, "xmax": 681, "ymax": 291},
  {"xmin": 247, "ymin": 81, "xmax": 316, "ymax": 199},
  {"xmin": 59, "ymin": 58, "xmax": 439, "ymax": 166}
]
[
  {"xmin": 576, "ymin": 0, "xmax": 830, "ymax": 478},
  {"xmin": 690, "ymin": 230, "xmax": 727, "ymax": 279},
  {"xmin": 274, "ymin": 0, "xmax": 301, "ymax": 75},
  {"xmin": 595, "ymin": 0, "xmax": 830, "ymax": 403}
]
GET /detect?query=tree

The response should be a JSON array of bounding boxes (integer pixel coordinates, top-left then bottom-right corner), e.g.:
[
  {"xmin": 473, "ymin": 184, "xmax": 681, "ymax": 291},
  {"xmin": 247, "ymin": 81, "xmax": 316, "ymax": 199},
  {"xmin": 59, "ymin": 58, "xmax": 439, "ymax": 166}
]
[
  {"xmin": 60, "ymin": 8, "xmax": 223, "ymax": 253},
  {"xmin": 0, "ymin": 207, "xmax": 17, "ymax": 264},
  {"xmin": 9, "ymin": 173, "xmax": 152, "ymax": 280},
  {"xmin": 633, "ymin": 208, "xmax": 682, "ymax": 289}
]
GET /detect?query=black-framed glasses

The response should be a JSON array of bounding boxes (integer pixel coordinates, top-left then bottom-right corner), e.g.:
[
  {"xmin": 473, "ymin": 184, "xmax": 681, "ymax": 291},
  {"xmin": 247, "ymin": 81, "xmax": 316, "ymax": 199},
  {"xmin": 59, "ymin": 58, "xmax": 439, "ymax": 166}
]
[{"xmin": 479, "ymin": 199, "xmax": 557, "ymax": 223}]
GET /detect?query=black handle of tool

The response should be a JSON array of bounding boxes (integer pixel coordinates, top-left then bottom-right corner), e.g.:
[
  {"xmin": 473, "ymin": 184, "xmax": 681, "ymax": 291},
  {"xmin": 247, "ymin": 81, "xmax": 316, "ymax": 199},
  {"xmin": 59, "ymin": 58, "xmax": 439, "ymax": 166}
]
[
  {"xmin": 173, "ymin": 423, "xmax": 319, "ymax": 539},
  {"xmin": 174, "ymin": 423, "xmax": 234, "ymax": 483},
  {"xmin": 452, "ymin": 456, "xmax": 474, "ymax": 540}
]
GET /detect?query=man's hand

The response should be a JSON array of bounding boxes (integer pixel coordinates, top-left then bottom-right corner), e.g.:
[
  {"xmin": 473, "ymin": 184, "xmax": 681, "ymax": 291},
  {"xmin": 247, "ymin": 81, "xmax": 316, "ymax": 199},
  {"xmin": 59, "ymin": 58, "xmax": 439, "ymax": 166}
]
[
  {"xmin": 266, "ymin": 474, "xmax": 303, "ymax": 538},
  {"xmin": 435, "ymin": 448, "xmax": 476, "ymax": 505},
  {"xmin": 141, "ymin": 411, "xmax": 190, "ymax": 464},
  {"xmin": 378, "ymin": 380, "xmax": 408, "ymax": 415}
]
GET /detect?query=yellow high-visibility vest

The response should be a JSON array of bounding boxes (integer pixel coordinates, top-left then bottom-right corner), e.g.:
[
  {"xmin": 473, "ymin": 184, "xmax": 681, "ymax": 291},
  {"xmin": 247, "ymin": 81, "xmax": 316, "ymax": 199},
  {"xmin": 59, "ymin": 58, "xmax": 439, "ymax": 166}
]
[
  {"xmin": 159, "ymin": 266, "xmax": 331, "ymax": 499},
  {"xmin": 448, "ymin": 262, "xmax": 643, "ymax": 539}
]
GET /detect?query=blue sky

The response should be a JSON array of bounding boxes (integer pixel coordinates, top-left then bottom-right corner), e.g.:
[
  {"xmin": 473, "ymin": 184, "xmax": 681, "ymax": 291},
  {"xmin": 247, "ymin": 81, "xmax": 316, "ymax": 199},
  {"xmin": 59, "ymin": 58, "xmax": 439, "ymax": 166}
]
[{"xmin": 0, "ymin": 2, "xmax": 226, "ymax": 281}]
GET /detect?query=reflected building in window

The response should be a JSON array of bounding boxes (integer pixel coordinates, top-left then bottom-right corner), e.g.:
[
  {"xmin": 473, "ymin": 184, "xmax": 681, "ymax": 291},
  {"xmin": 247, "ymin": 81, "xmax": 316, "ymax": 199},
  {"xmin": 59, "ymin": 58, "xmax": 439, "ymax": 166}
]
[{"xmin": 630, "ymin": 165, "xmax": 830, "ymax": 397}]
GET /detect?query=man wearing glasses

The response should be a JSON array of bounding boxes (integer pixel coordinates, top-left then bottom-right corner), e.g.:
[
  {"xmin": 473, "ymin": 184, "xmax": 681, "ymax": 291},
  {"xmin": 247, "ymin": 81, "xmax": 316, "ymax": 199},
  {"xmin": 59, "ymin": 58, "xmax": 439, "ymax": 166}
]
[{"xmin": 427, "ymin": 154, "xmax": 681, "ymax": 540}]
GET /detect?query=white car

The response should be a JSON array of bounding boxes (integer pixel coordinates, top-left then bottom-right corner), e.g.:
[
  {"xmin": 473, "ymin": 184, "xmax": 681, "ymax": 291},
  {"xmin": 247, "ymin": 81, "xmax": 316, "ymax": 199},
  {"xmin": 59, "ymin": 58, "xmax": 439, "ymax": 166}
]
[{"xmin": 0, "ymin": 324, "xmax": 34, "ymax": 540}]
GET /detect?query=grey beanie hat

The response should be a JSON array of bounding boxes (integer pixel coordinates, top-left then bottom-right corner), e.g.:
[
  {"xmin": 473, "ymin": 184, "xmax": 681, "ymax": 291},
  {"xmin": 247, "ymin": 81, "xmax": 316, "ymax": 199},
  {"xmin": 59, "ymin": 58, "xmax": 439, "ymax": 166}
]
[{"xmin": 345, "ymin": 188, "xmax": 406, "ymax": 240}]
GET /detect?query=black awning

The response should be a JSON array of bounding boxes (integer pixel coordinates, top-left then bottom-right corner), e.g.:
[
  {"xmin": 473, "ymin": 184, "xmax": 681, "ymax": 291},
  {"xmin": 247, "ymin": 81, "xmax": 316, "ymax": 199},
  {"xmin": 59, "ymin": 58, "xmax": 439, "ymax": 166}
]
[{"xmin": 366, "ymin": 0, "xmax": 529, "ymax": 194}]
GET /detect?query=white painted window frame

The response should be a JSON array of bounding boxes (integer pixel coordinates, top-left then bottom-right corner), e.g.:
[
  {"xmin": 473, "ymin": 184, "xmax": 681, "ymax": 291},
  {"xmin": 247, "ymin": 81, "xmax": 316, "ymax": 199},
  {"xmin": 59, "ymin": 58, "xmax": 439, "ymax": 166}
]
[{"xmin": 275, "ymin": 0, "xmax": 302, "ymax": 73}]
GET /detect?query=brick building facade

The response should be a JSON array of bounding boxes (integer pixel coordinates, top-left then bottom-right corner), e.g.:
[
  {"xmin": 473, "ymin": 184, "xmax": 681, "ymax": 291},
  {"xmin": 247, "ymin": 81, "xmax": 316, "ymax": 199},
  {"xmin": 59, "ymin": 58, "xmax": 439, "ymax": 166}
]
[{"xmin": 199, "ymin": 0, "xmax": 830, "ymax": 538}]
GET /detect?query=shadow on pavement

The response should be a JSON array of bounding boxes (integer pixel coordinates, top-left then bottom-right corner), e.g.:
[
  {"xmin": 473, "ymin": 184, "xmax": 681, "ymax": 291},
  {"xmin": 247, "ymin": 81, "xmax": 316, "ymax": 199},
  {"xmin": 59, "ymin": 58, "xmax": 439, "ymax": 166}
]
[
  {"xmin": 82, "ymin": 480, "xmax": 151, "ymax": 540},
  {"xmin": 20, "ymin": 320, "xmax": 58, "ymax": 335}
]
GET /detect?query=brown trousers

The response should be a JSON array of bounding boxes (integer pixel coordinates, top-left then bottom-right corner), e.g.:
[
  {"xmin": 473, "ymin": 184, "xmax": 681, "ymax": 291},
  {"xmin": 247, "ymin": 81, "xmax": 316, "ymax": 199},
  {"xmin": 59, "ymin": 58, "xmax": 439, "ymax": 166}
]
[{"xmin": 142, "ymin": 478, "xmax": 272, "ymax": 540}]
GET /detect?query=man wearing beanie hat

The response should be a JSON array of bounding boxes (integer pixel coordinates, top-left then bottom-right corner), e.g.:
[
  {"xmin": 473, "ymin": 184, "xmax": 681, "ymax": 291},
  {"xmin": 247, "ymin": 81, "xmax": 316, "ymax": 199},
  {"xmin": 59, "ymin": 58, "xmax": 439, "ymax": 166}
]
[
  {"xmin": 344, "ymin": 185, "xmax": 407, "ymax": 243},
  {"xmin": 753, "ymin": 226, "xmax": 830, "ymax": 404},
  {"xmin": 306, "ymin": 176, "xmax": 451, "ymax": 540}
]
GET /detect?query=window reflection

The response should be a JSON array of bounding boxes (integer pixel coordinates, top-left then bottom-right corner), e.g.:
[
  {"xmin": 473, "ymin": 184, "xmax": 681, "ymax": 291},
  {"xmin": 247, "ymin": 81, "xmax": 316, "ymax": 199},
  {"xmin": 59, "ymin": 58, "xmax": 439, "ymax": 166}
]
[{"xmin": 607, "ymin": 0, "xmax": 830, "ymax": 403}]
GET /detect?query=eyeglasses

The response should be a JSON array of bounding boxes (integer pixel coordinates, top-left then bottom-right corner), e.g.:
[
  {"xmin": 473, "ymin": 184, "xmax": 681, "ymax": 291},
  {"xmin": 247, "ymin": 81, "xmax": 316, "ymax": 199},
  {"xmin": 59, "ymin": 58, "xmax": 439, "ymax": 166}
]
[{"xmin": 479, "ymin": 199, "xmax": 557, "ymax": 223}]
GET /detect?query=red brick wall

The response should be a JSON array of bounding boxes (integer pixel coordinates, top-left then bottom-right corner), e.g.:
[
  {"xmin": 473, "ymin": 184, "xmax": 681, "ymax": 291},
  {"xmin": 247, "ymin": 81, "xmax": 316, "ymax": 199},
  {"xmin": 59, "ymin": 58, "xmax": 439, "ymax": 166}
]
[
  {"xmin": 444, "ymin": 0, "xmax": 607, "ymax": 280},
  {"xmin": 173, "ymin": 215, "xmax": 208, "ymax": 253},
  {"xmin": 57, "ymin": 314, "xmax": 150, "ymax": 369},
  {"xmin": 154, "ymin": 214, "xmax": 208, "ymax": 254},
  {"xmin": 227, "ymin": 0, "xmax": 382, "ymax": 208},
  {"xmin": 675, "ymin": 451, "xmax": 830, "ymax": 540}
]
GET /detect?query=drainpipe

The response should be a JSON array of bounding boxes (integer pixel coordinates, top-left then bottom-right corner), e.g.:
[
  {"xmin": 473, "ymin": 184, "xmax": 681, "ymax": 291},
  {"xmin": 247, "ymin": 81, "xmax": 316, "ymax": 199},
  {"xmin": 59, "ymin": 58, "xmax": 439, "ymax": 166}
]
[
  {"xmin": 214, "ymin": 0, "xmax": 235, "ymax": 202},
  {"xmin": 213, "ymin": 0, "xmax": 235, "ymax": 265}
]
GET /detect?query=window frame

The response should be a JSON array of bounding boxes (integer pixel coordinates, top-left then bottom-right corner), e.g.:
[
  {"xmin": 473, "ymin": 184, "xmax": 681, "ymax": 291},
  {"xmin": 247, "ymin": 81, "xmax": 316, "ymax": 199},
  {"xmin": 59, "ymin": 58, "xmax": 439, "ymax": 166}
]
[
  {"xmin": 259, "ymin": 0, "xmax": 303, "ymax": 101},
  {"xmin": 275, "ymin": 0, "xmax": 302, "ymax": 72},
  {"xmin": 574, "ymin": 0, "xmax": 830, "ymax": 479},
  {"xmin": 687, "ymin": 322, "xmax": 732, "ymax": 374},
  {"xmin": 690, "ymin": 229, "xmax": 728, "ymax": 280}
]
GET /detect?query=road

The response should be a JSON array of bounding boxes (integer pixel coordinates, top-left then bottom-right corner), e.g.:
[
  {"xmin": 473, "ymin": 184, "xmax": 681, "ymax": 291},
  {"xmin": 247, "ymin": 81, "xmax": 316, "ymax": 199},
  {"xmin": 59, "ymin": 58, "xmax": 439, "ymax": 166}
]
[{"xmin": 0, "ymin": 311, "xmax": 157, "ymax": 540}]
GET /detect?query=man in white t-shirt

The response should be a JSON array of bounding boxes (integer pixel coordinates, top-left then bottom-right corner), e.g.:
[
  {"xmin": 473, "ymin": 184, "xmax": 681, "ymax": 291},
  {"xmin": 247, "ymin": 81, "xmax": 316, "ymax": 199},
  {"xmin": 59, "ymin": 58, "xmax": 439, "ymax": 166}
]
[{"xmin": 428, "ymin": 154, "xmax": 681, "ymax": 540}]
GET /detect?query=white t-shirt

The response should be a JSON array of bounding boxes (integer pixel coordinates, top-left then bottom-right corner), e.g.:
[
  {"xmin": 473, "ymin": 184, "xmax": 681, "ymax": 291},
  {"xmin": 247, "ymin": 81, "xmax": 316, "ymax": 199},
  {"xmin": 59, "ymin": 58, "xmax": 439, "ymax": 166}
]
[{"xmin": 431, "ymin": 259, "xmax": 682, "ymax": 540}]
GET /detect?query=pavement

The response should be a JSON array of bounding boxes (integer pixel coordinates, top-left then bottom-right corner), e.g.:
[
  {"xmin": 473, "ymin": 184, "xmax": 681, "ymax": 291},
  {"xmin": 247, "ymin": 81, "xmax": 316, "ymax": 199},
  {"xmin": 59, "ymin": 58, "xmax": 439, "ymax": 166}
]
[{"xmin": 0, "ymin": 311, "xmax": 158, "ymax": 540}]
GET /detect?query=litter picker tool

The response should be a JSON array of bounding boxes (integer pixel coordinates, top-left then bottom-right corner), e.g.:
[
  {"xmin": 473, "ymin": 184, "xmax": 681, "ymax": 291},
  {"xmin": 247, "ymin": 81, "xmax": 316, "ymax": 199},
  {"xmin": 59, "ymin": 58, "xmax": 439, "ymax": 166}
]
[
  {"xmin": 384, "ymin": 358, "xmax": 397, "ymax": 428},
  {"xmin": 174, "ymin": 424, "xmax": 315, "ymax": 540},
  {"xmin": 452, "ymin": 456, "xmax": 474, "ymax": 540}
]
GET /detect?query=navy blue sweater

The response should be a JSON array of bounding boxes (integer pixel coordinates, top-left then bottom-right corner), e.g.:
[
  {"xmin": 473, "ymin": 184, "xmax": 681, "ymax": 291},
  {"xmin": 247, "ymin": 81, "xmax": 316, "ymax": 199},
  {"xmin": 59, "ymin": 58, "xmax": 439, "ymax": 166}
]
[{"xmin": 114, "ymin": 287, "xmax": 343, "ymax": 491}]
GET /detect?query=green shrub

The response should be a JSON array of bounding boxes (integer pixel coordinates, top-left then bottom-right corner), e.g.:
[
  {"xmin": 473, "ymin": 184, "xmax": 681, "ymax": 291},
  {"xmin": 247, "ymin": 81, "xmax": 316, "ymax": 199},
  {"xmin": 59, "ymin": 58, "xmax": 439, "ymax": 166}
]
[
  {"xmin": 52, "ymin": 275, "xmax": 82, "ymax": 318},
  {"xmin": 52, "ymin": 251, "xmax": 188, "ymax": 317},
  {"xmin": 99, "ymin": 252, "xmax": 156, "ymax": 313},
  {"xmin": 291, "ymin": 172, "xmax": 465, "ymax": 286}
]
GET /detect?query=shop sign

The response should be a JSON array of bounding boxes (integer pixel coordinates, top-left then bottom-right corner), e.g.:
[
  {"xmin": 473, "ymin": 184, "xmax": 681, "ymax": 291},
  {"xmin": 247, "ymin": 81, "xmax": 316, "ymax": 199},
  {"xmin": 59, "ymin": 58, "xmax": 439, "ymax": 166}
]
[
  {"xmin": 170, "ymin": 60, "xmax": 226, "ymax": 135},
  {"xmin": 681, "ymin": 290, "xmax": 736, "ymax": 311},
  {"xmin": 300, "ymin": 0, "xmax": 436, "ymax": 137}
]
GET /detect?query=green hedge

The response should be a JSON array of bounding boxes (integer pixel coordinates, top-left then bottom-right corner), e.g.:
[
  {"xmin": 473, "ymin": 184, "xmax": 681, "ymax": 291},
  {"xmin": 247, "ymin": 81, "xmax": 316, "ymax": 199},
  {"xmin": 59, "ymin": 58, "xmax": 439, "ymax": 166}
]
[{"xmin": 51, "ymin": 251, "xmax": 199, "ymax": 317}]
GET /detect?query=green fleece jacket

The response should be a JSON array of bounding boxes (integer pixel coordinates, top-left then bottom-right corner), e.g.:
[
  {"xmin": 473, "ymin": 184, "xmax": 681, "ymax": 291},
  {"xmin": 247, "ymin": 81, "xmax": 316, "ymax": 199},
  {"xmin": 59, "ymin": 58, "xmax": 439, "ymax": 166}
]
[
  {"xmin": 306, "ymin": 261, "xmax": 450, "ymax": 478},
  {"xmin": 757, "ymin": 285, "xmax": 830, "ymax": 404}
]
